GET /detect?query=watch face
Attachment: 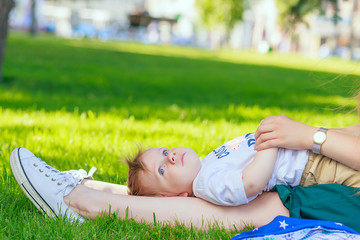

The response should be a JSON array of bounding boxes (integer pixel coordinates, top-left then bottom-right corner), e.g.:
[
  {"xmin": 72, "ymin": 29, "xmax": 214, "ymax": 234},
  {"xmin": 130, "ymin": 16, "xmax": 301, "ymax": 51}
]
[{"xmin": 313, "ymin": 131, "xmax": 326, "ymax": 144}]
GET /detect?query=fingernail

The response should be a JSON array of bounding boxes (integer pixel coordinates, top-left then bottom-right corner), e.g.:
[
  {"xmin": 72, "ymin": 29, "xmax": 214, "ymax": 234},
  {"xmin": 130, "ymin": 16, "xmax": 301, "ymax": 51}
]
[{"xmin": 254, "ymin": 146, "xmax": 258, "ymax": 151}]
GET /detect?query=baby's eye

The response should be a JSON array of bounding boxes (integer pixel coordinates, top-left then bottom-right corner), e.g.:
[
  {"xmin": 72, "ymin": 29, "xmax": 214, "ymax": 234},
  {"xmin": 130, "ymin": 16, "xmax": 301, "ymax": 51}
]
[
  {"xmin": 159, "ymin": 167, "xmax": 165, "ymax": 175},
  {"xmin": 163, "ymin": 150, "xmax": 168, "ymax": 157}
]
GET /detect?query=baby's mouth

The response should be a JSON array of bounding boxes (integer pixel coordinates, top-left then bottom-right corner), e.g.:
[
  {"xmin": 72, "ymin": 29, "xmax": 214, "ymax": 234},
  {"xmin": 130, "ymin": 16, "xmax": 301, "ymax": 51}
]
[{"xmin": 181, "ymin": 153, "xmax": 186, "ymax": 166}]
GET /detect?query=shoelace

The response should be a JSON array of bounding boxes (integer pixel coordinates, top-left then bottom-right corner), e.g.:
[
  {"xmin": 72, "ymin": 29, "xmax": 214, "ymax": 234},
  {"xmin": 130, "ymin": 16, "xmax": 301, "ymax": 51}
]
[
  {"xmin": 33, "ymin": 158, "xmax": 80, "ymax": 194},
  {"xmin": 63, "ymin": 167, "xmax": 97, "ymax": 180}
]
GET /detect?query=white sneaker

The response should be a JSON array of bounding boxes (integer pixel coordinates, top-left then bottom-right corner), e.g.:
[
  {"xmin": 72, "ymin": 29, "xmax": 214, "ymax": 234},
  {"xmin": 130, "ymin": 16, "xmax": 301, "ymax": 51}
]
[{"xmin": 10, "ymin": 147, "xmax": 84, "ymax": 223}]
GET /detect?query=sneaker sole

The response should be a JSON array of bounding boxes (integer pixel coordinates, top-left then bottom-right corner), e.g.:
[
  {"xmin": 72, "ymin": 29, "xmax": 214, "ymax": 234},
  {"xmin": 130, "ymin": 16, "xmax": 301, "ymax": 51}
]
[{"xmin": 10, "ymin": 148, "xmax": 57, "ymax": 218}]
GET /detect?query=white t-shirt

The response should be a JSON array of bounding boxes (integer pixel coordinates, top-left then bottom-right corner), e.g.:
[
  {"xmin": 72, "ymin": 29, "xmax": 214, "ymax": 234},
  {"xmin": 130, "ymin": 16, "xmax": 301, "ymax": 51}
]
[{"xmin": 192, "ymin": 133, "xmax": 309, "ymax": 206}]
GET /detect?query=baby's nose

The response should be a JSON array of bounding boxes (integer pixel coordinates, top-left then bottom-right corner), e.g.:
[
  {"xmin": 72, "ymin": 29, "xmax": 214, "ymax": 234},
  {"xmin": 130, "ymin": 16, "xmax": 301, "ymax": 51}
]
[{"xmin": 168, "ymin": 151, "xmax": 176, "ymax": 164}]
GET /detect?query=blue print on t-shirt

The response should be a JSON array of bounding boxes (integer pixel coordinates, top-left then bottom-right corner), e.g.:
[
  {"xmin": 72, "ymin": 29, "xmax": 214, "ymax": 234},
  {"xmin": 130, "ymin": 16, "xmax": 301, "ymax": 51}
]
[
  {"xmin": 247, "ymin": 138, "xmax": 255, "ymax": 147},
  {"xmin": 245, "ymin": 133, "xmax": 255, "ymax": 147},
  {"xmin": 245, "ymin": 133, "xmax": 253, "ymax": 138},
  {"xmin": 213, "ymin": 145, "xmax": 229, "ymax": 159}
]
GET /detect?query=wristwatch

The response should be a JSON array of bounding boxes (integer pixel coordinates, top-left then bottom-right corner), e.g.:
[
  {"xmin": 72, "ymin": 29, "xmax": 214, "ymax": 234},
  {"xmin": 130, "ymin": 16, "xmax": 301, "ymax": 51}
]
[{"xmin": 312, "ymin": 127, "xmax": 328, "ymax": 154}]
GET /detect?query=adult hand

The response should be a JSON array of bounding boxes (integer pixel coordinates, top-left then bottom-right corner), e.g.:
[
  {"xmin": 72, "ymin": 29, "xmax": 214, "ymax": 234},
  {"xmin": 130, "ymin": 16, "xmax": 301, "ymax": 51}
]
[{"xmin": 254, "ymin": 115, "xmax": 317, "ymax": 151}]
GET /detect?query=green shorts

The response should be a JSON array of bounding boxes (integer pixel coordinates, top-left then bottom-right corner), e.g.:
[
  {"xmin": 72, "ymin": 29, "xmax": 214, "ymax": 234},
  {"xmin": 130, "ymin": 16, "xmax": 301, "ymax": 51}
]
[{"xmin": 272, "ymin": 184, "xmax": 360, "ymax": 232}]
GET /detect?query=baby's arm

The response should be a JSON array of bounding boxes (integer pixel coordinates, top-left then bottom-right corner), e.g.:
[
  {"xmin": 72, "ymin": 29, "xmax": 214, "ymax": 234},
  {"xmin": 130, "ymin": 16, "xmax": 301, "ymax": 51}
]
[{"xmin": 242, "ymin": 148, "xmax": 278, "ymax": 198}]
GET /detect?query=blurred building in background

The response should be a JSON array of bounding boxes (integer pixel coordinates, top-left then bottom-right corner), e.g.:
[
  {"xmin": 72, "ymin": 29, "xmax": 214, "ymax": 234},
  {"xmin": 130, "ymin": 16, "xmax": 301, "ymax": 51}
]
[
  {"xmin": 8, "ymin": 0, "xmax": 360, "ymax": 60},
  {"xmin": 299, "ymin": 0, "xmax": 360, "ymax": 60}
]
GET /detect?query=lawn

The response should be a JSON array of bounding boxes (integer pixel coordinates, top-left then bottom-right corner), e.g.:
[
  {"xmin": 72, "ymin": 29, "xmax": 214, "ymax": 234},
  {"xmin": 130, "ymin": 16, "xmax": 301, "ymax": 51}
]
[{"xmin": 0, "ymin": 32, "xmax": 359, "ymax": 239}]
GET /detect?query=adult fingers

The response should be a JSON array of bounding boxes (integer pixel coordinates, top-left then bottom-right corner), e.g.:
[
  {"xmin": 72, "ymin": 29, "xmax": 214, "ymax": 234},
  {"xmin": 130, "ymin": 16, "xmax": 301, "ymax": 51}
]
[
  {"xmin": 255, "ymin": 131, "xmax": 278, "ymax": 147},
  {"xmin": 256, "ymin": 139, "xmax": 280, "ymax": 151},
  {"xmin": 254, "ymin": 121, "xmax": 262, "ymax": 139},
  {"xmin": 255, "ymin": 122, "xmax": 276, "ymax": 139}
]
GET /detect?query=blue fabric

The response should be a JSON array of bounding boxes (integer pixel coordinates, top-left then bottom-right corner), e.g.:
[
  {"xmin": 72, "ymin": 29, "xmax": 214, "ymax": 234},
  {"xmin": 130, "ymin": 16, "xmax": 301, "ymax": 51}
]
[{"xmin": 231, "ymin": 216, "xmax": 360, "ymax": 240}]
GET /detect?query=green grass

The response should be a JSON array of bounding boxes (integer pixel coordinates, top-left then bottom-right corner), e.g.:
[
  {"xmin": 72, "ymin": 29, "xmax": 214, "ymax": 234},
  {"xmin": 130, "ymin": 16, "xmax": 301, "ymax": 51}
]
[{"xmin": 0, "ymin": 32, "xmax": 359, "ymax": 239}]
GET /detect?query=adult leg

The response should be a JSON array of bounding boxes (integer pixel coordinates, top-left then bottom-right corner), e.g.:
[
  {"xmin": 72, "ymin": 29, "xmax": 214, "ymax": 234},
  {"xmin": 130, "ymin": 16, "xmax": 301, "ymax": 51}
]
[{"xmin": 64, "ymin": 184, "xmax": 289, "ymax": 229}]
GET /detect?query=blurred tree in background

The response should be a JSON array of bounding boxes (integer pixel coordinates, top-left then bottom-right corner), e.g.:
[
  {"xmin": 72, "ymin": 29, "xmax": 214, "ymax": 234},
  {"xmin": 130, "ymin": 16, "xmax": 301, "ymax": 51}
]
[
  {"xmin": 29, "ymin": 0, "xmax": 38, "ymax": 35},
  {"xmin": 276, "ymin": 0, "xmax": 340, "ymax": 52},
  {"xmin": 195, "ymin": 0, "xmax": 340, "ymax": 49},
  {"xmin": 195, "ymin": 0, "xmax": 245, "ymax": 30},
  {"xmin": 0, "ymin": 0, "xmax": 15, "ymax": 83},
  {"xmin": 276, "ymin": 0, "xmax": 339, "ymax": 32},
  {"xmin": 195, "ymin": 0, "xmax": 245, "ymax": 47}
]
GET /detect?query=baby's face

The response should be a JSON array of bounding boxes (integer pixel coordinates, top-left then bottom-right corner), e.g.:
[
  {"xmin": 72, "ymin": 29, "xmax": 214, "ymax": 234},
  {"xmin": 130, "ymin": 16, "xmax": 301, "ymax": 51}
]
[{"xmin": 139, "ymin": 147, "xmax": 201, "ymax": 197}]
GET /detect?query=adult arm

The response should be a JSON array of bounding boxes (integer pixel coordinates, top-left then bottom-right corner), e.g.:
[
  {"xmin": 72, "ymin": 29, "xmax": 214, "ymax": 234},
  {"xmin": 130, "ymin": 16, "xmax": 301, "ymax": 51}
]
[
  {"xmin": 242, "ymin": 148, "xmax": 278, "ymax": 198},
  {"xmin": 332, "ymin": 124, "xmax": 360, "ymax": 136},
  {"xmin": 64, "ymin": 182, "xmax": 289, "ymax": 229},
  {"xmin": 82, "ymin": 179, "xmax": 129, "ymax": 195},
  {"xmin": 254, "ymin": 115, "xmax": 360, "ymax": 170}
]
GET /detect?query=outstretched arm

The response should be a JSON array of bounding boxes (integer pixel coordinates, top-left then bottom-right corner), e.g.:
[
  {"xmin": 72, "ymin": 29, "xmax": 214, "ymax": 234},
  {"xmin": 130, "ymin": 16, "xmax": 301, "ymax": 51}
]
[
  {"xmin": 242, "ymin": 148, "xmax": 278, "ymax": 198},
  {"xmin": 64, "ymin": 182, "xmax": 289, "ymax": 229},
  {"xmin": 82, "ymin": 179, "xmax": 129, "ymax": 195},
  {"xmin": 254, "ymin": 115, "xmax": 360, "ymax": 170}
]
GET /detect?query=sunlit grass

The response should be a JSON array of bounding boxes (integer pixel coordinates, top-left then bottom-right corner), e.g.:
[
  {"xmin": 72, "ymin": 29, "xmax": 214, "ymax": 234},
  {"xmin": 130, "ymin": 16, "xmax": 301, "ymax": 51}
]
[{"xmin": 0, "ymin": 32, "xmax": 359, "ymax": 239}]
